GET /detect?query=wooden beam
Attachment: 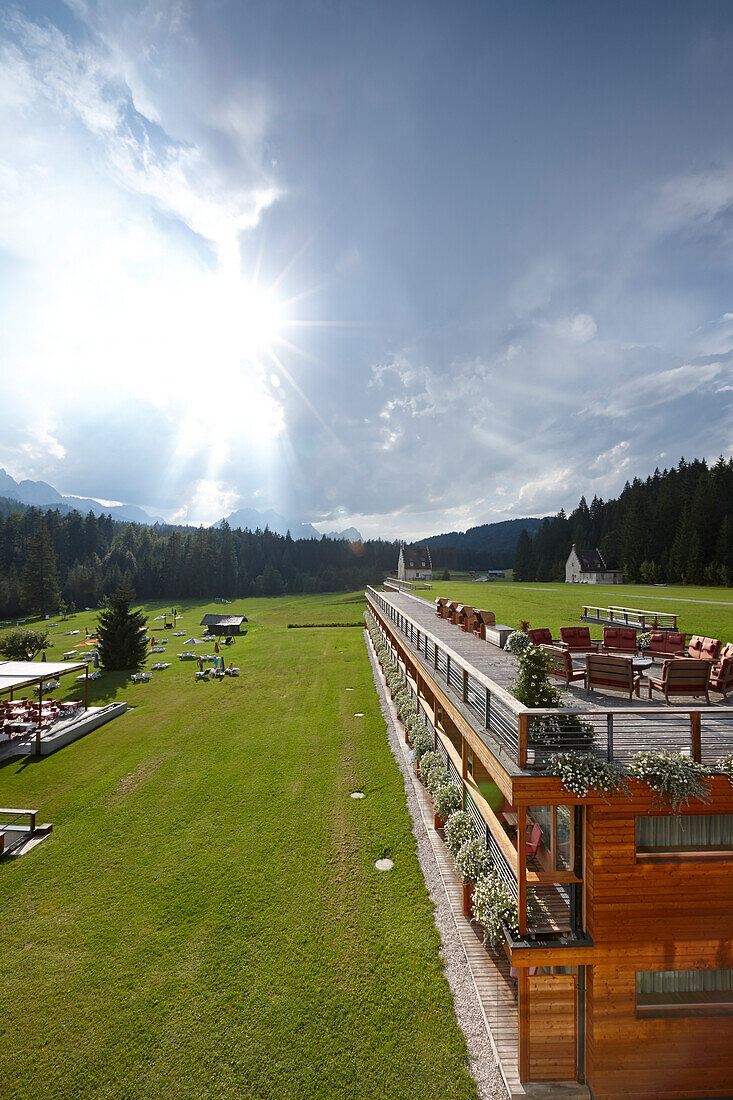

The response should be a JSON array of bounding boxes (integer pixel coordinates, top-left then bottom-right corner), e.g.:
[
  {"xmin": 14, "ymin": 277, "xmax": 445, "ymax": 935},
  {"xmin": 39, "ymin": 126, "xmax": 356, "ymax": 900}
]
[
  {"xmin": 518, "ymin": 966, "xmax": 530, "ymax": 1082},
  {"xmin": 518, "ymin": 805, "xmax": 527, "ymax": 936}
]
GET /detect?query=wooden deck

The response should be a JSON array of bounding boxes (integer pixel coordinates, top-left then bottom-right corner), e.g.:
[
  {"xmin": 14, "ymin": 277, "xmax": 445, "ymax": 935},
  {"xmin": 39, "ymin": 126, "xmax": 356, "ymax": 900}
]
[{"xmin": 372, "ymin": 630, "xmax": 589, "ymax": 1099}]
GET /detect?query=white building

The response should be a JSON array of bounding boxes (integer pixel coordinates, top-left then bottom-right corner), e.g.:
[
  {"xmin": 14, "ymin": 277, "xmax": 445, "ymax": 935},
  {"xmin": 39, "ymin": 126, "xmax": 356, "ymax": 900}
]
[
  {"xmin": 397, "ymin": 542, "xmax": 432, "ymax": 583},
  {"xmin": 565, "ymin": 544, "xmax": 624, "ymax": 584}
]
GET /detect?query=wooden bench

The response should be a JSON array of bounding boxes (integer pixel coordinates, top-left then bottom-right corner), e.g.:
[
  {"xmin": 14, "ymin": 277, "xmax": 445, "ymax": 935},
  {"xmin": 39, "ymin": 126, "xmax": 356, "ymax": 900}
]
[{"xmin": 586, "ymin": 654, "xmax": 642, "ymax": 700}]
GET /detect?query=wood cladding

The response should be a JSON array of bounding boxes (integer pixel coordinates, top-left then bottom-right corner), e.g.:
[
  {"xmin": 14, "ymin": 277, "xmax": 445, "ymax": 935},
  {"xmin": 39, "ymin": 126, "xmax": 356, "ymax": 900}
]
[{"xmin": 527, "ymin": 974, "xmax": 577, "ymax": 1081}]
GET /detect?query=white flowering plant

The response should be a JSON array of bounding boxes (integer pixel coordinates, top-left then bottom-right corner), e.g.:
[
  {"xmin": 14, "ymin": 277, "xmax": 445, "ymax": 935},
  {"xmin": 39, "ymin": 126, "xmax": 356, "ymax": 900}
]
[
  {"xmin": 637, "ymin": 631, "xmax": 651, "ymax": 651},
  {"xmin": 546, "ymin": 751, "xmax": 628, "ymax": 800},
  {"xmin": 444, "ymin": 810, "xmax": 477, "ymax": 857},
  {"xmin": 420, "ymin": 751, "xmax": 447, "ymax": 791},
  {"xmin": 432, "ymin": 781, "xmax": 462, "ymax": 820},
  {"xmin": 411, "ymin": 725, "xmax": 434, "ymax": 760},
  {"xmin": 505, "ymin": 630, "xmax": 531, "ymax": 656},
  {"xmin": 514, "ymin": 645, "xmax": 594, "ymax": 746},
  {"xmin": 454, "ymin": 837, "xmax": 493, "ymax": 883},
  {"xmin": 626, "ymin": 750, "xmax": 712, "ymax": 811},
  {"xmin": 472, "ymin": 870, "xmax": 520, "ymax": 948},
  {"xmin": 716, "ymin": 753, "xmax": 733, "ymax": 783}
]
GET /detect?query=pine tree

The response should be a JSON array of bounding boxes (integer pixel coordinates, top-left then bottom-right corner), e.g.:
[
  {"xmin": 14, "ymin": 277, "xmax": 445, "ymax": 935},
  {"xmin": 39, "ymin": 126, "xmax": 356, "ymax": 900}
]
[
  {"xmin": 513, "ymin": 529, "xmax": 534, "ymax": 581},
  {"xmin": 97, "ymin": 583, "xmax": 149, "ymax": 671},
  {"xmin": 21, "ymin": 520, "xmax": 60, "ymax": 614}
]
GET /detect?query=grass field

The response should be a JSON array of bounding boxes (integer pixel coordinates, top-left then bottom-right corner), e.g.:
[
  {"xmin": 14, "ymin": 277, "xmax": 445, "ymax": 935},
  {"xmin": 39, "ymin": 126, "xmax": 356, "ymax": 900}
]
[
  {"xmin": 415, "ymin": 581, "xmax": 733, "ymax": 645},
  {"xmin": 0, "ymin": 593, "xmax": 478, "ymax": 1100}
]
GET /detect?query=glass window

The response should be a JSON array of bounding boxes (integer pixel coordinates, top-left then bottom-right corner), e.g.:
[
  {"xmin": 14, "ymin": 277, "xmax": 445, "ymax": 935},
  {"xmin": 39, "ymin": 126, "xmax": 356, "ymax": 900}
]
[
  {"xmin": 636, "ymin": 814, "xmax": 733, "ymax": 854},
  {"xmin": 637, "ymin": 968, "xmax": 733, "ymax": 1011}
]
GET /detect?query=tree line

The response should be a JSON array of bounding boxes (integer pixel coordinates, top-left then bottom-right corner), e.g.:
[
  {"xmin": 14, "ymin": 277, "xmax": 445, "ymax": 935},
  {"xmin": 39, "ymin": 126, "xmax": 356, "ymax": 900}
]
[
  {"xmin": 0, "ymin": 506, "xmax": 494, "ymax": 618},
  {"xmin": 513, "ymin": 457, "xmax": 733, "ymax": 585}
]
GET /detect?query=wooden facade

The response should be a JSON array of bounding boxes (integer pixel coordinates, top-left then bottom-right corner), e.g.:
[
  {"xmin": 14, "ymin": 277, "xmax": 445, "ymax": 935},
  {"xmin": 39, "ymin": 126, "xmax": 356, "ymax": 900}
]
[{"xmin": 366, "ymin": 587, "xmax": 733, "ymax": 1099}]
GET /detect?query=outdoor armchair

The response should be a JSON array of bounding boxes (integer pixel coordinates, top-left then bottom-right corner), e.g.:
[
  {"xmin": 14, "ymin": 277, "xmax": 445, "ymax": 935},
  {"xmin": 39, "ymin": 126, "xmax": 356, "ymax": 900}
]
[
  {"xmin": 541, "ymin": 645, "xmax": 585, "ymax": 688},
  {"xmin": 709, "ymin": 644, "xmax": 733, "ymax": 702},
  {"xmin": 585, "ymin": 654, "xmax": 642, "ymax": 700},
  {"xmin": 684, "ymin": 635, "xmax": 721, "ymax": 663},
  {"xmin": 601, "ymin": 626, "xmax": 637, "ymax": 656},
  {"xmin": 647, "ymin": 659, "xmax": 711, "ymax": 704},
  {"xmin": 560, "ymin": 626, "xmax": 600, "ymax": 654},
  {"xmin": 527, "ymin": 628, "xmax": 557, "ymax": 646},
  {"xmin": 645, "ymin": 630, "xmax": 686, "ymax": 659}
]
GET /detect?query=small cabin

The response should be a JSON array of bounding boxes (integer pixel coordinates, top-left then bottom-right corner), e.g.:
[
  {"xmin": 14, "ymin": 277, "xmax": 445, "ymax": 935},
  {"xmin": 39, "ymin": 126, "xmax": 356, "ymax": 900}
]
[{"xmin": 199, "ymin": 614, "xmax": 248, "ymax": 636}]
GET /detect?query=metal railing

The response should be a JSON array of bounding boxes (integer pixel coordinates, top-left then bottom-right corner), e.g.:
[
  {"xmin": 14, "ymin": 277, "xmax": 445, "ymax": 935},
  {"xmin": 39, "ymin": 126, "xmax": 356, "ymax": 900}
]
[
  {"xmin": 582, "ymin": 604, "xmax": 678, "ymax": 631},
  {"xmin": 366, "ymin": 588, "xmax": 733, "ymax": 773},
  {"xmin": 385, "ymin": 577, "xmax": 433, "ymax": 592}
]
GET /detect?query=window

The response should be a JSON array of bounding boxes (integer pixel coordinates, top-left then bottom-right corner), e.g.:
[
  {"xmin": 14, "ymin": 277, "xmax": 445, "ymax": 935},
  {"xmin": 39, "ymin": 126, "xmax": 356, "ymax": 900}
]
[
  {"xmin": 636, "ymin": 814, "xmax": 733, "ymax": 858},
  {"xmin": 637, "ymin": 968, "xmax": 733, "ymax": 1016}
]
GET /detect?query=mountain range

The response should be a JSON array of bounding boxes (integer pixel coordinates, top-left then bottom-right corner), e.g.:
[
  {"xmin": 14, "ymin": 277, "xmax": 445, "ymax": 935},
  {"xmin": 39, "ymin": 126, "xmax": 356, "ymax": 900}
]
[
  {"xmin": 0, "ymin": 469, "xmax": 165, "ymax": 524},
  {"xmin": 216, "ymin": 507, "xmax": 363, "ymax": 542}
]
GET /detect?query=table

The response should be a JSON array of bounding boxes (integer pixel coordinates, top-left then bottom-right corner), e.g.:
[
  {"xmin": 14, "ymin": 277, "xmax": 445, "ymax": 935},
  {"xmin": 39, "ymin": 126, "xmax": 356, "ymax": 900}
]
[{"xmin": 632, "ymin": 657, "xmax": 654, "ymax": 674}]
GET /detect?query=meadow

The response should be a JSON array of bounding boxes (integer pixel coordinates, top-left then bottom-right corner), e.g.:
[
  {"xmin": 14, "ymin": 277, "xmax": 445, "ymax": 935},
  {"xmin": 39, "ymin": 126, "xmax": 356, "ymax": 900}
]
[
  {"xmin": 0, "ymin": 593, "xmax": 478, "ymax": 1100},
  {"xmin": 417, "ymin": 580, "xmax": 733, "ymax": 645}
]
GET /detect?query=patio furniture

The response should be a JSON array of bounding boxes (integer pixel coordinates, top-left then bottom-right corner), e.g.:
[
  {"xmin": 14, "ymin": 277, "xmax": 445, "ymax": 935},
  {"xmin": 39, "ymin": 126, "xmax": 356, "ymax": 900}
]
[
  {"xmin": 540, "ymin": 645, "xmax": 585, "ymax": 688},
  {"xmin": 527, "ymin": 628, "xmax": 558, "ymax": 646},
  {"xmin": 560, "ymin": 626, "xmax": 600, "ymax": 654},
  {"xmin": 709, "ymin": 645, "xmax": 733, "ymax": 702},
  {"xmin": 645, "ymin": 631, "xmax": 686, "ymax": 659},
  {"xmin": 683, "ymin": 636, "xmax": 721, "ymax": 663},
  {"xmin": 601, "ymin": 626, "xmax": 638, "ymax": 656},
  {"xmin": 647, "ymin": 659, "xmax": 711, "ymax": 704},
  {"xmin": 585, "ymin": 654, "xmax": 642, "ymax": 700},
  {"xmin": 526, "ymin": 823, "xmax": 542, "ymax": 857}
]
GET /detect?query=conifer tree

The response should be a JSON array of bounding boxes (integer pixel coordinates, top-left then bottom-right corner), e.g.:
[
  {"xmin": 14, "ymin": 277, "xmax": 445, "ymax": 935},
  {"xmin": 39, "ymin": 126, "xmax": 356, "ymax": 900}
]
[
  {"xmin": 21, "ymin": 520, "xmax": 60, "ymax": 614},
  {"xmin": 97, "ymin": 583, "xmax": 149, "ymax": 671}
]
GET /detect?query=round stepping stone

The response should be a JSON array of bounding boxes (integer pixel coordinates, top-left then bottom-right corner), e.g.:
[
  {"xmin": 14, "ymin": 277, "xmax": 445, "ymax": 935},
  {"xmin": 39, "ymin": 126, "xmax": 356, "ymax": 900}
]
[
  {"xmin": 374, "ymin": 858, "xmax": 394, "ymax": 871},
  {"xmin": 350, "ymin": 791, "xmax": 365, "ymax": 800}
]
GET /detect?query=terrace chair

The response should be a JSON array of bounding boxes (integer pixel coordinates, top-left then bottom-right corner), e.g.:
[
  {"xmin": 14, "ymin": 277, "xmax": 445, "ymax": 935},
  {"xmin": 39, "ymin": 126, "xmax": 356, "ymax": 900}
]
[
  {"xmin": 560, "ymin": 626, "xmax": 600, "ymax": 654},
  {"xmin": 527, "ymin": 628, "xmax": 557, "ymax": 646},
  {"xmin": 540, "ymin": 645, "xmax": 585, "ymax": 688},
  {"xmin": 684, "ymin": 636, "xmax": 721, "ymax": 663},
  {"xmin": 646, "ymin": 630, "xmax": 686, "ymax": 659},
  {"xmin": 585, "ymin": 654, "xmax": 642, "ymax": 700},
  {"xmin": 709, "ymin": 644, "xmax": 733, "ymax": 702},
  {"xmin": 526, "ymin": 823, "xmax": 542, "ymax": 858},
  {"xmin": 647, "ymin": 659, "xmax": 711, "ymax": 705},
  {"xmin": 601, "ymin": 626, "xmax": 638, "ymax": 656}
]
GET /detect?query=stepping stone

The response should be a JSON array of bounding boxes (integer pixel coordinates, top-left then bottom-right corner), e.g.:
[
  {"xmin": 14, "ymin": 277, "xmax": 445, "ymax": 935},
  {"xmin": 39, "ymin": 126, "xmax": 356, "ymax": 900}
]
[
  {"xmin": 350, "ymin": 791, "xmax": 365, "ymax": 800},
  {"xmin": 374, "ymin": 858, "xmax": 394, "ymax": 871},
  {"xmin": 354, "ymin": 712, "xmax": 364, "ymax": 717}
]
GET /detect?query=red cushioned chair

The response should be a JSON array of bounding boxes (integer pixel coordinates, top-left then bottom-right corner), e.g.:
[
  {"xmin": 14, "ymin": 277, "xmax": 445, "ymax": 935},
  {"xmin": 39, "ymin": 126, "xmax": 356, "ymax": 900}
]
[
  {"xmin": 526, "ymin": 823, "xmax": 542, "ymax": 857},
  {"xmin": 601, "ymin": 626, "xmax": 638, "ymax": 656},
  {"xmin": 527, "ymin": 627, "xmax": 556, "ymax": 646},
  {"xmin": 710, "ymin": 644, "xmax": 733, "ymax": 702},
  {"xmin": 541, "ymin": 645, "xmax": 586, "ymax": 688},
  {"xmin": 648, "ymin": 659, "xmax": 711, "ymax": 704},
  {"xmin": 685, "ymin": 635, "xmax": 721, "ymax": 663},
  {"xmin": 646, "ymin": 630, "xmax": 686, "ymax": 659},
  {"xmin": 560, "ymin": 626, "xmax": 600, "ymax": 654}
]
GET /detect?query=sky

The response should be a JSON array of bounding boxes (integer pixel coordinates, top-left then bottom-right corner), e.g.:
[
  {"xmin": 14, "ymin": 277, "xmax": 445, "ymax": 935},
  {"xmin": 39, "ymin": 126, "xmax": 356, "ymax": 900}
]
[{"xmin": 1, "ymin": 1, "xmax": 733, "ymax": 539}]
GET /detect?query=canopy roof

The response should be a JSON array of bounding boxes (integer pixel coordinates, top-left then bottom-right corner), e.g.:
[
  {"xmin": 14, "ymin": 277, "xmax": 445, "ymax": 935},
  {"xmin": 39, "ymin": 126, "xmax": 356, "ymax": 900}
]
[
  {"xmin": 199, "ymin": 615, "xmax": 247, "ymax": 627},
  {"xmin": 0, "ymin": 660, "xmax": 86, "ymax": 695}
]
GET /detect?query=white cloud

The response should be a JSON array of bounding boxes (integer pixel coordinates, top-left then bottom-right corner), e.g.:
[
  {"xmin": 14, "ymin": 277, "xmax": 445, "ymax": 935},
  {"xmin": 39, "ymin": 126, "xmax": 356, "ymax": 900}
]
[{"xmin": 553, "ymin": 313, "xmax": 597, "ymax": 343}]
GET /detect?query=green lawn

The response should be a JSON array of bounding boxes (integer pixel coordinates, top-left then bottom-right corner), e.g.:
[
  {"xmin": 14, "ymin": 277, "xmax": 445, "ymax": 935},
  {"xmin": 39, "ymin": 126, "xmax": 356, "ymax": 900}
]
[
  {"xmin": 417, "ymin": 581, "xmax": 733, "ymax": 645},
  {"xmin": 0, "ymin": 593, "xmax": 477, "ymax": 1100}
]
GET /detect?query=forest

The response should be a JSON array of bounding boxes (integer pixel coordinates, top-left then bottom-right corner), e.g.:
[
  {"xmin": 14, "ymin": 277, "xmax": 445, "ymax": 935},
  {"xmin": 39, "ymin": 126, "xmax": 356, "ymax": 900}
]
[
  {"xmin": 0, "ymin": 505, "xmax": 493, "ymax": 618},
  {"xmin": 513, "ymin": 457, "xmax": 733, "ymax": 585}
]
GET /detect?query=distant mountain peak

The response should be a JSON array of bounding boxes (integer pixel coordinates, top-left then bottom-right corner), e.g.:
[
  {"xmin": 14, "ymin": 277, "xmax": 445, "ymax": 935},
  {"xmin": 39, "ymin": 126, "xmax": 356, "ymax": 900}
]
[{"xmin": 0, "ymin": 469, "xmax": 163, "ymax": 524}]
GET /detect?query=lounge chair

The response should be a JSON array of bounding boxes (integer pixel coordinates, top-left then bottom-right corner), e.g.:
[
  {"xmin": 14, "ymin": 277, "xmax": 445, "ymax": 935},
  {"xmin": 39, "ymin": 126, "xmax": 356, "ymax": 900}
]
[
  {"xmin": 683, "ymin": 636, "xmax": 721, "ymax": 663},
  {"xmin": 541, "ymin": 645, "xmax": 585, "ymax": 688},
  {"xmin": 645, "ymin": 630, "xmax": 686, "ymax": 659},
  {"xmin": 601, "ymin": 626, "xmax": 637, "ymax": 656},
  {"xmin": 527, "ymin": 628, "xmax": 557, "ymax": 646},
  {"xmin": 585, "ymin": 654, "xmax": 642, "ymax": 700},
  {"xmin": 647, "ymin": 659, "xmax": 711, "ymax": 704},
  {"xmin": 560, "ymin": 626, "xmax": 600, "ymax": 654},
  {"xmin": 709, "ymin": 644, "xmax": 733, "ymax": 702},
  {"xmin": 526, "ymin": 823, "xmax": 542, "ymax": 857}
]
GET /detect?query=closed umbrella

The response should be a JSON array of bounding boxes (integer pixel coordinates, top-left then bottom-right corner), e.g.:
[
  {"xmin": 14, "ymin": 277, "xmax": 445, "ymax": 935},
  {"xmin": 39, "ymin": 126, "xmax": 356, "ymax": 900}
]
[
  {"xmin": 94, "ymin": 652, "xmax": 100, "ymax": 669},
  {"xmin": 41, "ymin": 651, "xmax": 47, "ymax": 662}
]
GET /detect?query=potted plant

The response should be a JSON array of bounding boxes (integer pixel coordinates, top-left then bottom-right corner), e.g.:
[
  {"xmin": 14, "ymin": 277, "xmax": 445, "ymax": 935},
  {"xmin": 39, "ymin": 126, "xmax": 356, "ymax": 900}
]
[{"xmin": 453, "ymin": 836, "xmax": 492, "ymax": 917}]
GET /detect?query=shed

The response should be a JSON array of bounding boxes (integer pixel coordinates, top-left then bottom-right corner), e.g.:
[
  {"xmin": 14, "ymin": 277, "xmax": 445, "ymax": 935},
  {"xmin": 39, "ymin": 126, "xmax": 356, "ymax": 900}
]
[{"xmin": 199, "ymin": 614, "xmax": 248, "ymax": 637}]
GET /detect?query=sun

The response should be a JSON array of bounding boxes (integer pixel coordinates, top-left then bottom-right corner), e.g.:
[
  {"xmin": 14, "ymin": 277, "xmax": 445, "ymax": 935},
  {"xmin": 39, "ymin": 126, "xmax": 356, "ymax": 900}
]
[{"xmin": 235, "ymin": 280, "xmax": 284, "ymax": 360}]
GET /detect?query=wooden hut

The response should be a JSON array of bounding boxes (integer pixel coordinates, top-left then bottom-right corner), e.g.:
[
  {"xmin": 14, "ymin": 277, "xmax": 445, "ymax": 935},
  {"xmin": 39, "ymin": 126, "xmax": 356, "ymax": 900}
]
[
  {"xmin": 472, "ymin": 609, "xmax": 496, "ymax": 639},
  {"xmin": 199, "ymin": 614, "xmax": 248, "ymax": 637}
]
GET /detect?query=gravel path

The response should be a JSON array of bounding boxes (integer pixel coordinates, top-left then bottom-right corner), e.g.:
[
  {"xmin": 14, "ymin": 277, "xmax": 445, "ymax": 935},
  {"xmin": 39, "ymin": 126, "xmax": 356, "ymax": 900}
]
[{"xmin": 364, "ymin": 629, "xmax": 507, "ymax": 1100}]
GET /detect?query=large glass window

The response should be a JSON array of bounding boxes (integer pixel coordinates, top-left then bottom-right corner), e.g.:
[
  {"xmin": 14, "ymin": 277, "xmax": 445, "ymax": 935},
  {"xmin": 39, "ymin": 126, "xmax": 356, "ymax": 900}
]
[
  {"xmin": 637, "ymin": 969, "xmax": 733, "ymax": 1014},
  {"xmin": 636, "ymin": 814, "xmax": 733, "ymax": 855}
]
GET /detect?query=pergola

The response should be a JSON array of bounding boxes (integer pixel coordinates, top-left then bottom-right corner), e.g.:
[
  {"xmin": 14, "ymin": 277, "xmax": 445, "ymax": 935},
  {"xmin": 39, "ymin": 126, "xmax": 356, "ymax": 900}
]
[{"xmin": 0, "ymin": 660, "xmax": 89, "ymax": 707}]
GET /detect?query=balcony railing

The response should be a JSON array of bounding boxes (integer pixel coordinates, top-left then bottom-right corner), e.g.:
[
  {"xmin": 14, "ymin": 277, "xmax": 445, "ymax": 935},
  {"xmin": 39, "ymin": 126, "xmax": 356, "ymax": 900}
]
[{"xmin": 366, "ymin": 587, "xmax": 733, "ymax": 774}]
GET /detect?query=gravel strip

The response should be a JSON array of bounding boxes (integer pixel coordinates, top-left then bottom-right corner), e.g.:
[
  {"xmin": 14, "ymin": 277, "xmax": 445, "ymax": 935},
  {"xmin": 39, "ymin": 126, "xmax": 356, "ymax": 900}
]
[{"xmin": 364, "ymin": 629, "xmax": 507, "ymax": 1100}]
